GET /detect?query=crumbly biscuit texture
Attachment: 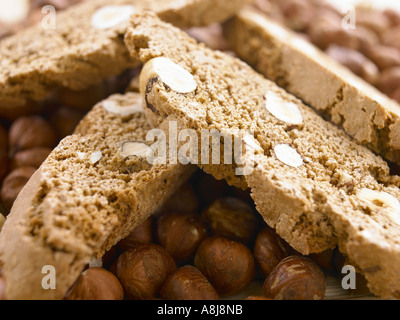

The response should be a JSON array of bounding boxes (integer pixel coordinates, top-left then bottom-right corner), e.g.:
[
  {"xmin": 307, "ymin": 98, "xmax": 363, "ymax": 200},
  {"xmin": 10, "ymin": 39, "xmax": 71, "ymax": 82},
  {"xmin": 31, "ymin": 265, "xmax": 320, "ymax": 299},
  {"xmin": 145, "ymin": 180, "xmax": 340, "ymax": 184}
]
[
  {"xmin": 0, "ymin": 92, "xmax": 195, "ymax": 299},
  {"xmin": 0, "ymin": 0, "xmax": 251, "ymax": 116},
  {"xmin": 125, "ymin": 12, "xmax": 400, "ymax": 298},
  {"xmin": 223, "ymin": 8, "xmax": 400, "ymax": 165}
]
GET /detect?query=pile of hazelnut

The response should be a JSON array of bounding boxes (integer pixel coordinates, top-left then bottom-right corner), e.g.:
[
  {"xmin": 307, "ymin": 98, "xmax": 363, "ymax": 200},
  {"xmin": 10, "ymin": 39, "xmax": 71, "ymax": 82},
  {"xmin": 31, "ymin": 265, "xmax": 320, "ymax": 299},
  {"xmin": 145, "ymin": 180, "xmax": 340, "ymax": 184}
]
[
  {"xmin": 63, "ymin": 172, "xmax": 359, "ymax": 301},
  {"xmin": 254, "ymin": 0, "xmax": 400, "ymax": 104}
]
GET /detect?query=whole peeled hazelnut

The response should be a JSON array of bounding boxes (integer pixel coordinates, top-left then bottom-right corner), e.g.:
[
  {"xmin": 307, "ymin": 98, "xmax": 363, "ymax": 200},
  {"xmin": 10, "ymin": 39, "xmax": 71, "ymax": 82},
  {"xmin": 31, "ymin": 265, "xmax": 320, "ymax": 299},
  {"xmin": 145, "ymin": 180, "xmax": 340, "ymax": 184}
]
[
  {"xmin": 1, "ymin": 167, "xmax": 36, "ymax": 211},
  {"xmin": 64, "ymin": 268, "xmax": 124, "ymax": 300},
  {"xmin": 194, "ymin": 236, "xmax": 256, "ymax": 296},
  {"xmin": 156, "ymin": 212, "xmax": 208, "ymax": 264},
  {"xmin": 253, "ymin": 226, "xmax": 297, "ymax": 277},
  {"xmin": 9, "ymin": 116, "xmax": 57, "ymax": 155},
  {"xmin": 160, "ymin": 265, "xmax": 219, "ymax": 300},
  {"xmin": 11, "ymin": 147, "xmax": 51, "ymax": 169},
  {"xmin": 378, "ymin": 67, "xmax": 400, "ymax": 96},
  {"xmin": 117, "ymin": 217, "xmax": 154, "ymax": 250},
  {"xmin": 263, "ymin": 256, "xmax": 326, "ymax": 300},
  {"xmin": 202, "ymin": 197, "xmax": 259, "ymax": 246},
  {"xmin": 159, "ymin": 183, "xmax": 200, "ymax": 214},
  {"xmin": 116, "ymin": 244, "xmax": 177, "ymax": 300}
]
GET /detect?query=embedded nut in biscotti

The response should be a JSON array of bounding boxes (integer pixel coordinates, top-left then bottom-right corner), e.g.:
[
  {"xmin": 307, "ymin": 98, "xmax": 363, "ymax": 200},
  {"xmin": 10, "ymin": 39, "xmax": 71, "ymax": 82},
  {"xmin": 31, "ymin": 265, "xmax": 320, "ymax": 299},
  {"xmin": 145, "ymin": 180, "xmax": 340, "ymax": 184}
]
[
  {"xmin": 160, "ymin": 265, "xmax": 219, "ymax": 300},
  {"xmin": 120, "ymin": 141, "xmax": 151, "ymax": 159},
  {"xmin": 140, "ymin": 57, "xmax": 197, "ymax": 97},
  {"xmin": 156, "ymin": 212, "xmax": 208, "ymax": 264},
  {"xmin": 263, "ymin": 256, "xmax": 326, "ymax": 300},
  {"xmin": 265, "ymin": 91, "xmax": 303, "ymax": 125},
  {"xmin": 11, "ymin": 147, "xmax": 52, "ymax": 169},
  {"xmin": 201, "ymin": 197, "xmax": 259, "ymax": 246},
  {"xmin": 253, "ymin": 226, "xmax": 297, "ymax": 277},
  {"xmin": 91, "ymin": 5, "xmax": 135, "ymax": 30},
  {"xmin": 64, "ymin": 268, "xmax": 124, "ymax": 300},
  {"xmin": 0, "ymin": 167, "xmax": 36, "ymax": 211},
  {"xmin": 194, "ymin": 236, "xmax": 256, "ymax": 296},
  {"xmin": 117, "ymin": 216, "xmax": 154, "ymax": 250},
  {"xmin": 9, "ymin": 116, "xmax": 57, "ymax": 155},
  {"xmin": 116, "ymin": 244, "xmax": 177, "ymax": 300},
  {"xmin": 274, "ymin": 144, "xmax": 303, "ymax": 168}
]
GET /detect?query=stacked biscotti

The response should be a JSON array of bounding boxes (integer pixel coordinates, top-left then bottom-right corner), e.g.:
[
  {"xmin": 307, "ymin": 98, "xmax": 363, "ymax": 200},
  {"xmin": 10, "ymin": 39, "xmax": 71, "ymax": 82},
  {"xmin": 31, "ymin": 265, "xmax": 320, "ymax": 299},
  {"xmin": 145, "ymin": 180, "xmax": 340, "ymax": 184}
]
[{"xmin": 1, "ymin": 0, "xmax": 400, "ymax": 300}]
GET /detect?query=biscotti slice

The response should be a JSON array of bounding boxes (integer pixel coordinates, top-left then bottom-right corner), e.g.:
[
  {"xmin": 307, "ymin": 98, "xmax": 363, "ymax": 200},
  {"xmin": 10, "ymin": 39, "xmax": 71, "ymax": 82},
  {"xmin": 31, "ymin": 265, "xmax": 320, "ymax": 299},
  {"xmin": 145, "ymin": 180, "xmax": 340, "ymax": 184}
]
[
  {"xmin": 0, "ymin": 92, "xmax": 196, "ymax": 300},
  {"xmin": 125, "ymin": 12, "xmax": 400, "ymax": 298},
  {"xmin": 223, "ymin": 7, "xmax": 400, "ymax": 166},
  {"xmin": 0, "ymin": 0, "xmax": 252, "ymax": 118}
]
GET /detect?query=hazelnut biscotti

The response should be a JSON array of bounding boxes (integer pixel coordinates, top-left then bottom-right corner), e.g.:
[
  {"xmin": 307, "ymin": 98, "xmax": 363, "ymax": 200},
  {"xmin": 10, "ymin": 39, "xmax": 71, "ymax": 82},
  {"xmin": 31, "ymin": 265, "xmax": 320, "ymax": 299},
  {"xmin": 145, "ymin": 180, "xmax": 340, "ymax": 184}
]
[
  {"xmin": 0, "ymin": 0, "xmax": 252, "ymax": 118},
  {"xmin": 125, "ymin": 12, "xmax": 400, "ymax": 299},
  {"xmin": 223, "ymin": 8, "xmax": 400, "ymax": 166},
  {"xmin": 0, "ymin": 92, "xmax": 196, "ymax": 300}
]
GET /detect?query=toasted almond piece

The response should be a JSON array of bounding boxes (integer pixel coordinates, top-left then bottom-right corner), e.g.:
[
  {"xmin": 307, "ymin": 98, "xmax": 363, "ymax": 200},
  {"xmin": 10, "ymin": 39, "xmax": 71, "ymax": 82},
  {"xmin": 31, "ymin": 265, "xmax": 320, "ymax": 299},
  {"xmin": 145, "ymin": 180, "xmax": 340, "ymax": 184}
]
[
  {"xmin": 0, "ymin": 0, "xmax": 29, "ymax": 25},
  {"xmin": 243, "ymin": 135, "xmax": 263, "ymax": 152},
  {"xmin": 91, "ymin": 5, "xmax": 135, "ymax": 30},
  {"xmin": 102, "ymin": 99, "xmax": 143, "ymax": 116},
  {"xmin": 140, "ymin": 57, "xmax": 197, "ymax": 95},
  {"xmin": 77, "ymin": 152, "xmax": 86, "ymax": 160},
  {"xmin": 90, "ymin": 151, "xmax": 102, "ymax": 164},
  {"xmin": 121, "ymin": 141, "xmax": 151, "ymax": 158},
  {"xmin": 358, "ymin": 188, "xmax": 400, "ymax": 226},
  {"xmin": 265, "ymin": 92, "xmax": 303, "ymax": 125},
  {"xmin": 274, "ymin": 144, "xmax": 303, "ymax": 168}
]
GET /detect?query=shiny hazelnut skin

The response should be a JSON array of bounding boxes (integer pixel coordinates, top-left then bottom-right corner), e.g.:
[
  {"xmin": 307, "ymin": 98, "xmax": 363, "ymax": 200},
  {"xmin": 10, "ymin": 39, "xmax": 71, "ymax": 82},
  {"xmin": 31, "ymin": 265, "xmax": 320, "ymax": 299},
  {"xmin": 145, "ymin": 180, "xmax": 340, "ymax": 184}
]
[
  {"xmin": 160, "ymin": 265, "xmax": 219, "ymax": 300},
  {"xmin": 244, "ymin": 296, "xmax": 272, "ymax": 300},
  {"xmin": 194, "ymin": 236, "xmax": 256, "ymax": 296},
  {"xmin": 116, "ymin": 244, "xmax": 177, "ymax": 300},
  {"xmin": 309, "ymin": 248, "xmax": 335, "ymax": 271},
  {"xmin": 159, "ymin": 183, "xmax": 200, "ymax": 214},
  {"xmin": 117, "ymin": 217, "xmax": 154, "ymax": 250},
  {"xmin": 1, "ymin": 167, "xmax": 36, "ymax": 211},
  {"xmin": 11, "ymin": 147, "xmax": 51, "ymax": 169},
  {"xmin": 8, "ymin": 116, "xmax": 57, "ymax": 155},
  {"xmin": 253, "ymin": 226, "xmax": 297, "ymax": 277},
  {"xmin": 156, "ymin": 212, "xmax": 208, "ymax": 264},
  {"xmin": 202, "ymin": 197, "xmax": 259, "ymax": 246},
  {"xmin": 263, "ymin": 256, "xmax": 326, "ymax": 300},
  {"xmin": 64, "ymin": 268, "xmax": 124, "ymax": 300}
]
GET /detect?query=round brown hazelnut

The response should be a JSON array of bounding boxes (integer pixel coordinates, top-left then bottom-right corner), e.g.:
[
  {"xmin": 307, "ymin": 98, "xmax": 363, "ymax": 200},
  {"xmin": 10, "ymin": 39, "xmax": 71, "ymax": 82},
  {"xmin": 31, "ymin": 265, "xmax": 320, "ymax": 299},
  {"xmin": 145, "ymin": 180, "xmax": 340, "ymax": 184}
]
[
  {"xmin": 308, "ymin": 248, "xmax": 335, "ymax": 272},
  {"xmin": 9, "ymin": 116, "xmax": 57, "ymax": 155},
  {"xmin": 195, "ymin": 173, "xmax": 230, "ymax": 207},
  {"xmin": 49, "ymin": 106, "xmax": 85, "ymax": 140},
  {"xmin": 1, "ymin": 167, "xmax": 36, "ymax": 211},
  {"xmin": 64, "ymin": 268, "xmax": 124, "ymax": 300},
  {"xmin": 194, "ymin": 236, "xmax": 256, "ymax": 296},
  {"xmin": 117, "ymin": 217, "xmax": 154, "ymax": 250},
  {"xmin": 116, "ymin": 244, "xmax": 177, "ymax": 300},
  {"xmin": 253, "ymin": 226, "xmax": 297, "ymax": 277},
  {"xmin": 263, "ymin": 256, "xmax": 326, "ymax": 300},
  {"xmin": 156, "ymin": 212, "xmax": 208, "ymax": 264},
  {"xmin": 160, "ymin": 265, "xmax": 219, "ymax": 300},
  {"xmin": 11, "ymin": 147, "xmax": 51, "ymax": 169},
  {"xmin": 202, "ymin": 197, "xmax": 259, "ymax": 246},
  {"xmin": 159, "ymin": 183, "xmax": 200, "ymax": 214}
]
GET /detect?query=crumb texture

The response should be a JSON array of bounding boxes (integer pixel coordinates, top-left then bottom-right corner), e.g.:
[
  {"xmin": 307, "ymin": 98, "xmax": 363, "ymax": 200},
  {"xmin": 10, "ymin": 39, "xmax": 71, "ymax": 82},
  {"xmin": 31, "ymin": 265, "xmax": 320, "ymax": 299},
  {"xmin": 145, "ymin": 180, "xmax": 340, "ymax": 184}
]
[
  {"xmin": 0, "ymin": 0, "xmax": 250, "ymax": 113},
  {"xmin": 125, "ymin": 12, "xmax": 400, "ymax": 298},
  {"xmin": 0, "ymin": 93, "xmax": 194, "ymax": 299}
]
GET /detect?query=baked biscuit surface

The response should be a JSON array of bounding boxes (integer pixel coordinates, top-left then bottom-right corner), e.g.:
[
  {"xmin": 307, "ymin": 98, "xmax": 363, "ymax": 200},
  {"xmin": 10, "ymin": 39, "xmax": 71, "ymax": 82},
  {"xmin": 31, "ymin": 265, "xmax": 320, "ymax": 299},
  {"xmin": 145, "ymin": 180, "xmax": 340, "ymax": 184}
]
[
  {"xmin": 125, "ymin": 12, "xmax": 400, "ymax": 298},
  {"xmin": 0, "ymin": 92, "xmax": 195, "ymax": 299},
  {"xmin": 0, "ymin": 0, "xmax": 252, "ymax": 116}
]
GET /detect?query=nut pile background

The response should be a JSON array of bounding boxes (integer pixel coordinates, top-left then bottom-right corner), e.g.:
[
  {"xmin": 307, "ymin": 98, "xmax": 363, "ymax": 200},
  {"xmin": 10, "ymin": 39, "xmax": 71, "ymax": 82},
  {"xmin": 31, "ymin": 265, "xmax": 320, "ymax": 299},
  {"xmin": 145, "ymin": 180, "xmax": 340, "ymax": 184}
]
[
  {"xmin": 64, "ymin": 171, "xmax": 354, "ymax": 300},
  {"xmin": 253, "ymin": 0, "xmax": 400, "ymax": 104},
  {"xmin": 0, "ymin": 0, "xmax": 399, "ymax": 300}
]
